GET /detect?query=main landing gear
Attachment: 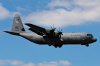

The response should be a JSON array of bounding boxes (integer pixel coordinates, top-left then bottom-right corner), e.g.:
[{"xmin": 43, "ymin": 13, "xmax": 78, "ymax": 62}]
[
  {"xmin": 53, "ymin": 44, "xmax": 63, "ymax": 48},
  {"xmin": 85, "ymin": 44, "xmax": 89, "ymax": 47}
]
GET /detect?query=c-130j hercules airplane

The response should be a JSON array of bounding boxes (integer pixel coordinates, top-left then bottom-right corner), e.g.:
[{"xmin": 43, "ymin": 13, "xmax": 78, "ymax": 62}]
[{"xmin": 4, "ymin": 14, "xmax": 97, "ymax": 48}]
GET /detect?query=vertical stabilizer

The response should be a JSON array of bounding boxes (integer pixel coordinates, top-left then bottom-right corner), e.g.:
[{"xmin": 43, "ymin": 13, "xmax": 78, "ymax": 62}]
[{"xmin": 12, "ymin": 14, "xmax": 25, "ymax": 33}]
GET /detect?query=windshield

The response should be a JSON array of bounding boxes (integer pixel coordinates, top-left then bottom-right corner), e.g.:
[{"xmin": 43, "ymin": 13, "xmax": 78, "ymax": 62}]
[{"xmin": 87, "ymin": 34, "xmax": 93, "ymax": 38}]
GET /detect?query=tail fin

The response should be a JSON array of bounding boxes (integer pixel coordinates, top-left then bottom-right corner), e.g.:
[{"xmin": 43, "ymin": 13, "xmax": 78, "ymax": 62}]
[
  {"xmin": 4, "ymin": 14, "xmax": 25, "ymax": 35},
  {"xmin": 12, "ymin": 14, "xmax": 25, "ymax": 33}
]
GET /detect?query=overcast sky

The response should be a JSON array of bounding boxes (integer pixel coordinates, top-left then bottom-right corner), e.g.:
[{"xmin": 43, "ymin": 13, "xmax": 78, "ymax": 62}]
[{"xmin": 0, "ymin": 0, "xmax": 100, "ymax": 66}]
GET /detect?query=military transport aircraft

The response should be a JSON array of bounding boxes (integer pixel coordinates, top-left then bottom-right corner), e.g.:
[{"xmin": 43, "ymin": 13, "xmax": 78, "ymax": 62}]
[{"xmin": 4, "ymin": 14, "xmax": 97, "ymax": 48}]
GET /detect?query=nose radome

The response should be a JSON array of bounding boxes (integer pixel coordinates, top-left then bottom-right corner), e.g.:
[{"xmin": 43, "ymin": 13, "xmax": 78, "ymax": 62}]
[{"xmin": 92, "ymin": 38, "xmax": 97, "ymax": 42}]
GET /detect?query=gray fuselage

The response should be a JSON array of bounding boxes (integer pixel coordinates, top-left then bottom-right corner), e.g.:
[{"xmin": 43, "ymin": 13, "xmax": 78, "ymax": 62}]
[{"xmin": 19, "ymin": 32, "xmax": 96, "ymax": 45}]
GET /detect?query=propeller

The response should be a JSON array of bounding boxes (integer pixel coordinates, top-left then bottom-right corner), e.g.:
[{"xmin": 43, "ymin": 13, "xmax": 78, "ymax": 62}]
[
  {"xmin": 57, "ymin": 27, "xmax": 63, "ymax": 38},
  {"xmin": 58, "ymin": 27, "xmax": 63, "ymax": 34},
  {"xmin": 50, "ymin": 24, "xmax": 56, "ymax": 33}
]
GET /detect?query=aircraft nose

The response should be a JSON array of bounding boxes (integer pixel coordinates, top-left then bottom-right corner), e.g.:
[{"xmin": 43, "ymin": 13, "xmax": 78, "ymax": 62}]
[{"xmin": 92, "ymin": 38, "xmax": 97, "ymax": 42}]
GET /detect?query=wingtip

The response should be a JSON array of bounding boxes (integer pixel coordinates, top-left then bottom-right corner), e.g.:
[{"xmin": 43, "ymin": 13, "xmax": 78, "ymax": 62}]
[{"xmin": 4, "ymin": 31, "xmax": 9, "ymax": 33}]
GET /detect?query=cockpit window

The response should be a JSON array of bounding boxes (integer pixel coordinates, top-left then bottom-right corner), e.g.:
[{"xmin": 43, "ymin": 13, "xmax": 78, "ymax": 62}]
[{"xmin": 87, "ymin": 34, "xmax": 93, "ymax": 38}]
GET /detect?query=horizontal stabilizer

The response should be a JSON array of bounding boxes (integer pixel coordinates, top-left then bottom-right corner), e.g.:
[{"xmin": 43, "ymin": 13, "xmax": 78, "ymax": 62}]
[{"xmin": 4, "ymin": 31, "xmax": 19, "ymax": 35}]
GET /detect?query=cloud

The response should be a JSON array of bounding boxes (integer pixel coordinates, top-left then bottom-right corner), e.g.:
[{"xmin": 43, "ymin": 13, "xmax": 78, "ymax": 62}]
[
  {"xmin": 0, "ymin": 4, "xmax": 10, "ymax": 20},
  {"xmin": 0, "ymin": 3, "xmax": 20, "ymax": 21},
  {"xmin": 75, "ymin": 0, "xmax": 100, "ymax": 8},
  {"xmin": 0, "ymin": 60, "xmax": 71, "ymax": 66},
  {"xmin": 48, "ymin": 0, "xmax": 74, "ymax": 9},
  {"xmin": 24, "ymin": 0, "xmax": 100, "ymax": 28}
]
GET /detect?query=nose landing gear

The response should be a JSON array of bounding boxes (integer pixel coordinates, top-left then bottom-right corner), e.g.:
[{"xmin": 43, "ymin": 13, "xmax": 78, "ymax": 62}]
[{"xmin": 81, "ymin": 43, "xmax": 89, "ymax": 47}]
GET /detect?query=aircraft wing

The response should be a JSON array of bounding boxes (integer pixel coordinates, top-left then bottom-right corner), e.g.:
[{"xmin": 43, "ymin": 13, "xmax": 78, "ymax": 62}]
[{"xmin": 25, "ymin": 23, "xmax": 46, "ymax": 35}]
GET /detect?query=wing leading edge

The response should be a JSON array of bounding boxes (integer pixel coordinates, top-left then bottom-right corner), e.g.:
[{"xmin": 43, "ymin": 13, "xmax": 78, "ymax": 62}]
[{"xmin": 25, "ymin": 23, "xmax": 46, "ymax": 36}]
